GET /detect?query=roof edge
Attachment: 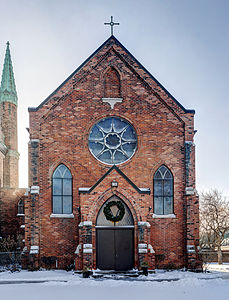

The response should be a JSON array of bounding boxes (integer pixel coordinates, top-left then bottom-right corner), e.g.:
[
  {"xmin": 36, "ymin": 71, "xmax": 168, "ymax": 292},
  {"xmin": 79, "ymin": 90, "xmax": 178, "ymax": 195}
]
[
  {"xmin": 31, "ymin": 35, "xmax": 117, "ymax": 112},
  {"xmin": 79, "ymin": 165, "xmax": 150, "ymax": 194},
  {"xmin": 28, "ymin": 107, "xmax": 37, "ymax": 112},
  {"xmin": 111, "ymin": 37, "xmax": 195, "ymax": 114},
  {"xmin": 31, "ymin": 35, "xmax": 195, "ymax": 114},
  {"xmin": 186, "ymin": 109, "xmax": 195, "ymax": 114}
]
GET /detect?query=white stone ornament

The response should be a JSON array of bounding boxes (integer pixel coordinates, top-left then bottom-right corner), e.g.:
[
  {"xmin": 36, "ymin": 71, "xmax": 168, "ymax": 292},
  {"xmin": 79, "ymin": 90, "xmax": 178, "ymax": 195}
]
[{"xmin": 102, "ymin": 98, "xmax": 123, "ymax": 109}]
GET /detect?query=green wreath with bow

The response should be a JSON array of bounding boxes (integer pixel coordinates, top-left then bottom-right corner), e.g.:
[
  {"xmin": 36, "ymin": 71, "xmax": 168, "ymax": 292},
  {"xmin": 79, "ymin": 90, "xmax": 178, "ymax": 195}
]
[{"xmin": 103, "ymin": 201, "xmax": 125, "ymax": 223}]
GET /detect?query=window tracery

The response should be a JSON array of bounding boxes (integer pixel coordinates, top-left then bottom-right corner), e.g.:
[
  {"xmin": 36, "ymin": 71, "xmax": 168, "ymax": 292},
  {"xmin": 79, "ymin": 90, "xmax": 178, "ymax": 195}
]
[
  {"xmin": 88, "ymin": 117, "xmax": 137, "ymax": 165},
  {"xmin": 154, "ymin": 165, "xmax": 173, "ymax": 215},
  {"xmin": 52, "ymin": 164, "xmax": 72, "ymax": 214},
  {"xmin": 18, "ymin": 199, "xmax": 24, "ymax": 215}
]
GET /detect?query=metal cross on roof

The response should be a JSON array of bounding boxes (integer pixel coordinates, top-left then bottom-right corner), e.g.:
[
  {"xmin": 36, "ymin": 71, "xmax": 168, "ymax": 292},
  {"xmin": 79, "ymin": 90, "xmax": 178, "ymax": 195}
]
[{"xmin": 104, "ymin": 16, "xmax": 120, "ymax": 35}]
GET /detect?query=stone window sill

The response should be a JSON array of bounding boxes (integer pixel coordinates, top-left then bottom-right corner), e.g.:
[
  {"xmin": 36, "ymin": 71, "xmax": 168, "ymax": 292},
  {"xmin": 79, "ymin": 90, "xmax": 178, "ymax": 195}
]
[
  {"xmin": 152, "ymin": 213, "xmax": 176, "ymax": 219},
  {"xmin": 17, "ymin": 214, "xmax": 25, "ymax": 217},
  {"xmin": 50, "ymin": 213, "xmax": 74, "ymax": 219}
]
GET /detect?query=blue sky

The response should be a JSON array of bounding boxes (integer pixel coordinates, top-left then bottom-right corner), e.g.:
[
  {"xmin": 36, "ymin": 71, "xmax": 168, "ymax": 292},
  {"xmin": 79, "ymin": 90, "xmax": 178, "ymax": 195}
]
[{"xmin": 0, "ymin": 0, "xmax": 228, "ymax": 196}]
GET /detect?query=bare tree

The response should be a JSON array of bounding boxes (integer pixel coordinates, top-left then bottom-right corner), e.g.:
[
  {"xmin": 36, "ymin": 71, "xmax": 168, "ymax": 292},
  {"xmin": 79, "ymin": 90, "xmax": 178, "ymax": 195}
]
[
  {"xmin": 200, "ymin": 189, "xmax": 229, "ymax": 264},
  {"xmin": 0, "ymin": 234, "xmax": 23, "ymax": 252}
]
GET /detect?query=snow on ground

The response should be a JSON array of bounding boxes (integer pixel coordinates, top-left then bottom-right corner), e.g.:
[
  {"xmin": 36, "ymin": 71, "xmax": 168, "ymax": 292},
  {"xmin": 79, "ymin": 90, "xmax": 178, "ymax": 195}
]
[
  {"xmin": 0, "ymin": 264, "xmax": 229, "ymax": 300},
  {"xmin": 206, "ymin": 262, "xmax": 229, "ymax": 272}
]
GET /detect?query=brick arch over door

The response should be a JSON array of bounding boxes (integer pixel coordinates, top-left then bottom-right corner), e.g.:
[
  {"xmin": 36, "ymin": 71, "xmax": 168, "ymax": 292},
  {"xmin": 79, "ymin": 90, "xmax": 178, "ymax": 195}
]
[{"xmin": 88, "ymin": 189, "xmax": 142, "ymax": 225}]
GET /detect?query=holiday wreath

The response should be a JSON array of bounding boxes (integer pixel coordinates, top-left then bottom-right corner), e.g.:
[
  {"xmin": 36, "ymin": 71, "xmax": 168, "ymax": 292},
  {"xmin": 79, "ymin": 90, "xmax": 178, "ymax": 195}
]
[{"xmin": 103, "ymin": 201, "xmax": 125, "ymax": 222}]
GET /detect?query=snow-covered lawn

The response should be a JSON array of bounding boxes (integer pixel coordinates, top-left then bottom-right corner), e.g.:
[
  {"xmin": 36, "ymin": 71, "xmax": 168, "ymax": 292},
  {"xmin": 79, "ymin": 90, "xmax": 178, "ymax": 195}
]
[
  {"xmin": 206, "ymin": 262, "xmax": 229, "ymax": 273},
  {"xmin": 0, "ymin": 264, "xmax": 229, "ymax": 300}
]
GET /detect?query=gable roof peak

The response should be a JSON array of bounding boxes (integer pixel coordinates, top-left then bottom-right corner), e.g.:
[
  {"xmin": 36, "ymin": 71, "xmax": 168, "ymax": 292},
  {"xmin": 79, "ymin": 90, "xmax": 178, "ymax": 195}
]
[{"xmin": 29, "ymin": 35, "xmax": 195, "ymax": 114}]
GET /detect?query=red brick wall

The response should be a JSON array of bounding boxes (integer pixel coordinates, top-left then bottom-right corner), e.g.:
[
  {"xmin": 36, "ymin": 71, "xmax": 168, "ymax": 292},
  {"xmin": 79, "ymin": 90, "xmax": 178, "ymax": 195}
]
[
  {"xmin": 26, "ymin": 37, "xmax": 198, "ymax": 269},
  {"xmin": 0, "ymin": 188, "xmax": 26, "ymax": 238},
  {"xmin": 0, "ymin": 102, "xmax": 19, "ymax": 188},
  {"xmin": 0, "ymin": 102, "xmax": 17, "ymax": 150},
  {"xmin": 104, "ymin": 67, "xmax": 121, "ymax": 98}
]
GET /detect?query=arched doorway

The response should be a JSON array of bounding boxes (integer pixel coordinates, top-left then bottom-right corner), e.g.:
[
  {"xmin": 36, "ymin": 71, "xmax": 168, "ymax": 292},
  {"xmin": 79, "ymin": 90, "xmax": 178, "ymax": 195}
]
[{"xmin": 96, "ymin": 195, "xmax": 134, "ymax": 271}]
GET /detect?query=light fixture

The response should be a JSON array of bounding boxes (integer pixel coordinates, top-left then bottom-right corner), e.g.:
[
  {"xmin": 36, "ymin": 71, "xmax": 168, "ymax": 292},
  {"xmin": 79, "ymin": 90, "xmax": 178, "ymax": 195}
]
[{"xmin": 111, "ymin": 180, "xmax": 118, "ymax": 187}]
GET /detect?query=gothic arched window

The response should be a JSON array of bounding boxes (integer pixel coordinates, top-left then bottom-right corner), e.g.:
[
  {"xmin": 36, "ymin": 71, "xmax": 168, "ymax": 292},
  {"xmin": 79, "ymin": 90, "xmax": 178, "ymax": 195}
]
[
  {"xmin": 154, "ymin": 165, "xmax": 173, "ymax": 215},
  {"xmin": 18, "ymin": 199, "xmax": 24, "ymax": 215},
  {"xmin": 52, "ymin": 164, "xmax": 72, "ymax": 214},
  {"xmin": 104, "ymin": 67, "xmax": 121, "ymax": 98}
]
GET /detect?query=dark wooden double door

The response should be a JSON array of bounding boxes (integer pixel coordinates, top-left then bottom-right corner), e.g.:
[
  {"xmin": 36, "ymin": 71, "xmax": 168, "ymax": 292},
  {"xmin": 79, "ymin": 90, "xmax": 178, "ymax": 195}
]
[{"xmin": 96, "ymin": 228, "xmax": 134, "ymax": 271}]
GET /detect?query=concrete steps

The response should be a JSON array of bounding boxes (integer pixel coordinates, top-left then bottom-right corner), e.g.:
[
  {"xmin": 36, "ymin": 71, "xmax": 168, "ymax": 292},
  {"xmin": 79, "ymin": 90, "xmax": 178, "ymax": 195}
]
[{"xmin": 92, "ymin": 270, "xmax": 140, "ymax": 278}]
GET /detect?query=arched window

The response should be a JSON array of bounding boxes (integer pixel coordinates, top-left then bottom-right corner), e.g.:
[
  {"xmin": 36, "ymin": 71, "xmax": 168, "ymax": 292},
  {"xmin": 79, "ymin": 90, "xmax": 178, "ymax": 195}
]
[
  {"xmin": 104, "ymin": 67, "xmax": 121, "ymax": 98},
  {"xmin": 52, "ymin": 164, "xmax": 72, "ymax": 214},
  {"xmin": 154, "ymin": 165, "xmax": 173, "ymax": 215},
  {"xmin": 18, "ymin": 199, "xmax": 24, "ymax": 215}
]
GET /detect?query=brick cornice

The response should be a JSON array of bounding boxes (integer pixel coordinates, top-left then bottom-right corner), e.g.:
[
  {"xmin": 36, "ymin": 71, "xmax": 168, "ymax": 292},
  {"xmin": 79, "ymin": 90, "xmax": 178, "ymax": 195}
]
[{"xmin": 6, "ymin": 149, "xmax": 20, "ymax": 159}]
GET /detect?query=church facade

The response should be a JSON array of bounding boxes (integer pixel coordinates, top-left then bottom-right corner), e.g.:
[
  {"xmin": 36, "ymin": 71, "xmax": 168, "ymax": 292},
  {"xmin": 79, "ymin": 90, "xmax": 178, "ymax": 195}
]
[{"xmin": 1, "ymin": 36, "xmax": 201, "ymax": 271}]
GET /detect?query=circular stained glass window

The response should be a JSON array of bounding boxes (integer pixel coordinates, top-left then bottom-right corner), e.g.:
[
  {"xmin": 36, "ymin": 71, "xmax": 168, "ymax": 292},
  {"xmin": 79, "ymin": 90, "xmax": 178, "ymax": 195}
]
[{"xmin": 88, "ymin": 117, "xmax": 137, "ymax": 165}]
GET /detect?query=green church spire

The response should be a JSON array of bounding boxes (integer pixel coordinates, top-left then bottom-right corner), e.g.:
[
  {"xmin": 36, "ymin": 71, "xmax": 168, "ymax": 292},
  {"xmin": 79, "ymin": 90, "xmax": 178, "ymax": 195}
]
[{"xmin": 0, "ymin": 42, "xmax": 18, "ymax": 106}]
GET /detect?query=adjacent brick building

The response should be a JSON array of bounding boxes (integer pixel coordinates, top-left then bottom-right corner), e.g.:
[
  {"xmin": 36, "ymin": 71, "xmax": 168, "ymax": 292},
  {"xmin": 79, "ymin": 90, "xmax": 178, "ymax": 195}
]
[
  {"xmin": 0, "ymin": 42, "xmax": 25, "ymax": 241},
  {"xmin": 1, "ymin": 36, "xmax": 201, "ymax": 271}
]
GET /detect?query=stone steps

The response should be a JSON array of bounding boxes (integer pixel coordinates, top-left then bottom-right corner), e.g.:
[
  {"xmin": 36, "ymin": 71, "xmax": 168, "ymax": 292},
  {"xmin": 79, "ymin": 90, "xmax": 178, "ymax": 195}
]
[{"xmin": 92, "ymin": 270, "xmax": 140, "ymax": 278}]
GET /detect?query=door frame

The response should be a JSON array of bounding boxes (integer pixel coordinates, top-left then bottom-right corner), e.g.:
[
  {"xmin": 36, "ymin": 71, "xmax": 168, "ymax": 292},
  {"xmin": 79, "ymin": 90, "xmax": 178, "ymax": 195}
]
[{"xmin": 96, "ymin": 225, "xmax": 135, "ymax": 271}]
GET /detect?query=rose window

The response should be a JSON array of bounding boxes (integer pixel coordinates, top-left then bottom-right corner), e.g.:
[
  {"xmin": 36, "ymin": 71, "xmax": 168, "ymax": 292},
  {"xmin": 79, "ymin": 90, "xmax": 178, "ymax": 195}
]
[{"xmin": 88, "ymin": 117, "xmax": 137, "ymax": 165}]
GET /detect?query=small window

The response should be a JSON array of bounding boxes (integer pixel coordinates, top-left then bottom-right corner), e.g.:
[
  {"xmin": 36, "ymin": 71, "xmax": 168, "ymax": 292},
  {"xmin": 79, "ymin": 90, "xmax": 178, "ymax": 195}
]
[
  {"xmin": 154, "ymin": 165, "xmax": 173, "ymax": 215},
  {"xmin": 18, "ymin": 199, "xmax": 24, "ymax": 215},
  {"xmin": 52, "ymin": 164, "xmax": 72, "ymax": 214},
  {"xmin": 104, "ymin": 67, "xmax": 121, "ymax": 98}
]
